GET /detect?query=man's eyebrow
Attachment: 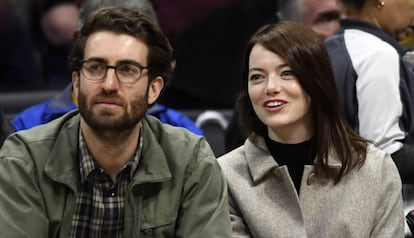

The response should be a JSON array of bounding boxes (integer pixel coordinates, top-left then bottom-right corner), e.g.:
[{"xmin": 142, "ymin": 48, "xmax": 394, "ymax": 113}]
[
  {"xmin": 118, "ymin": 59, "xmax": 146, "ymax": 67},
  {"xmin": 85, "ymin": 57, "xmax": 107, "ymax": 63}
]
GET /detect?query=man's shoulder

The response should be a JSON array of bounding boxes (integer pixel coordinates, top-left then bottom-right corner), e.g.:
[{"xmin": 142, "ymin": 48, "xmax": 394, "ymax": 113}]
[
  {"xmin": 1, "ymin": 111, "xmax": 79, "ymax": 157},
  {"xmin": 141, "ymin": 115, "xmax": 218, "ymax": 179},
  {"xmin": 143, "ymin": 115, "xmax": 212, "ymax": 158},
  {"xmin": 144, "ymin": 115, "xmax": 203, "ymax": 141}
]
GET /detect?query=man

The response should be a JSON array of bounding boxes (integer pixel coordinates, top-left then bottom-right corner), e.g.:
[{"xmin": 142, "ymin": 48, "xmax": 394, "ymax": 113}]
[
  {"xmin": 0, "ymin": 6, "xmax": 231, "ymax": 237},
  {"xmin": 277, "ymin": 0, "xmax": 345, "ymax": 40},
  {"xmin": 225, "ymin": 0, "xmax": 346, "ymax": 151},
  {"xmin": 12, "ymin": 0, "xmax": 203, "ymax": 136}
]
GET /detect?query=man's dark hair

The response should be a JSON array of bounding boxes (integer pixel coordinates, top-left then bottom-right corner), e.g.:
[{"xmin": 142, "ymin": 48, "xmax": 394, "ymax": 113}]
[{"xmin": 68, "ymin": 6, "xmax": 173, "ymax": 85}]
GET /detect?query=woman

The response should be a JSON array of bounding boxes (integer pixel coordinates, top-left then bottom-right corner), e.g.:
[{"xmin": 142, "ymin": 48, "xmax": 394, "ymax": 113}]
[
  {"xmin": 324, "ymin": 0, "xmax": 414, "ymax": 184},
  {"xmin": 218, "ymin": 21, "xmax": 404, "ymax": 237}
]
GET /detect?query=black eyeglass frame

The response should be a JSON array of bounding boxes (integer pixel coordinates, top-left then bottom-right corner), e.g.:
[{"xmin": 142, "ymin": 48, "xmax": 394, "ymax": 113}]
[{"xmin": 78, "ymin": 59, "xmax": 149, "ymax": 84}]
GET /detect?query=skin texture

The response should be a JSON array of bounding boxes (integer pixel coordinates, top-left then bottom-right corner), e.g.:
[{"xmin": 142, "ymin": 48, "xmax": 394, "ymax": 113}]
[
  {"xmin": 301, "ymin": 0, "xmax": 346, "ymax": 40},
  {"xmin": 376, "ymin": 0, "xmax": 414, "ymax": 39},
  {"xmin": 72, "ymin": 31, "xmax": 163, "ymax": 180},
  {"xmin": 247, "ymin": 44, "xmax": 312, "ymax": 144},
  {"xmin": 347, "ymin": 0, "xmax": 414, "ymax": 39}
]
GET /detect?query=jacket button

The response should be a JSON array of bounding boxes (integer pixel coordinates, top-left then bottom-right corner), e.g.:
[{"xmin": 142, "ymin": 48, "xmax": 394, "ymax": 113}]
[
  {"xmin": 307, "ymin": 171, "xmax": 316, "ymax": 185},
  {"xmin": 143, "ymin": 228, "xmax": 153, "ymax": 235}
]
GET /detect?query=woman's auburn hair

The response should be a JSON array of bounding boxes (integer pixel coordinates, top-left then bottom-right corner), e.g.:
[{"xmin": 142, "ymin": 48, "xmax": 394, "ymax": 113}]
[{"xmin": 237, "ymin": 21, "xmax": 369, "ymax": 183}]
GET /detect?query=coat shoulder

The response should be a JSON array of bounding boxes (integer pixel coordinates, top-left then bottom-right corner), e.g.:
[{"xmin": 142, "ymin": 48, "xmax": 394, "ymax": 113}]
[{"xmin": 217, "ymin": 146, "xmax": 247, "ymax": 175}]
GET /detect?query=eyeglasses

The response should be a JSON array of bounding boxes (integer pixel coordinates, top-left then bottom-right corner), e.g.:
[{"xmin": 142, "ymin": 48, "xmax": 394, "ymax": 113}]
[{"xmin": 79, "ymin": 59, "xmax": 148, "ymax": 84}]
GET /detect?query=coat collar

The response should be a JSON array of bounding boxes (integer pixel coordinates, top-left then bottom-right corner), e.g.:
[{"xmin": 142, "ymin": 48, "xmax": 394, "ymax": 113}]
[
  {"xmin": 244, "ymin": 134, "xmax": 278, "ymax": 183},
  {"xmin": 244, "ymin": 134, "xmax": 343, "ymax": 183}
]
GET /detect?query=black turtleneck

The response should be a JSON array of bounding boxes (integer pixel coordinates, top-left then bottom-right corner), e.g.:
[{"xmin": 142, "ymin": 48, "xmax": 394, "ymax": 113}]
[{"xmin": 265, "ymin": 136, "xmax": 316, "ymax": 193}]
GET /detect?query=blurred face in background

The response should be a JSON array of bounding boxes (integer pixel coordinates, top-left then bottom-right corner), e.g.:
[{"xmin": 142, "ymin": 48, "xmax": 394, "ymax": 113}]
[
  {"xmin": 377, "ymin": 0, "xmax": 414, "ymax": 40},
  {"xmin": 301, "ymin": 0, "xmax": 346, "ymax": 40}
]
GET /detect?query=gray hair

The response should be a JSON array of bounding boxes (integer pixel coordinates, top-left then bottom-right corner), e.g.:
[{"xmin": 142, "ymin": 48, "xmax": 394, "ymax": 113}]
[
  {"xmin": 77, "ymin": 0, "xmax": 157, "ymax": 30},
  {"xmin": 277, "ymin": 0, "xmax": 304, "ymax": 22}
]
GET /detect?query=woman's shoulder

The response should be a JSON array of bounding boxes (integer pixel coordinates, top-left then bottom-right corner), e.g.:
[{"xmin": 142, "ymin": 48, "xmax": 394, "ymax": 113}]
[
  {"xmin": 217, "ymin": 145, "xmax": 257, "ymax": 186},
  {"xmin": 217, "ymin": 145, "xmax": 246, "ymax": 170},
  {"xmin": 365, "ymin": 144, "xmax": 393, "ymax": 165},
  {"xmin": 360, "ymin": 144, "xmax": 400, "ymax": 180}
]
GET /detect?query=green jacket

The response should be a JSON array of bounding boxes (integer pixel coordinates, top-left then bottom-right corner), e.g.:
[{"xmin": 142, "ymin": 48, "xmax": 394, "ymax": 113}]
[{"xmin": 0, "ymin": 110, "xmax": 232, "ymax": 238}]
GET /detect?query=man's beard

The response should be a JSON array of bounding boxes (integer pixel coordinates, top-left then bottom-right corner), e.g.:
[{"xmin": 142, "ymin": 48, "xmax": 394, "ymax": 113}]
[{"xmin": 78, "ymin": 89, "xmax": 148, "ymax": 134}]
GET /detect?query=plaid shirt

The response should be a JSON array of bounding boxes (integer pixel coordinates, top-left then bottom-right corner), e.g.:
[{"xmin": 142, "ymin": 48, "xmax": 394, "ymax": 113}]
[{"xmin": 70, "ymin": 129, "xmax": 142, "ymax": 238}]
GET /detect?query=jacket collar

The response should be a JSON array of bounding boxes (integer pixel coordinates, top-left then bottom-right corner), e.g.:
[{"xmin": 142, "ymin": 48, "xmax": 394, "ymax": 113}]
[
  {"xmin": 244, "ymin": 134, "xmax": 343, "ymax": 183},
  {"xmin": 44, "ymin": 112, "xmax": 172, "ymax": 192},
  {"xmin": 130, "ymin": 116, "xmax": 172, "ymax": 185},
  {"xmin": 44, "ymin": 111, "xmax": 81, "ymax": 192}
]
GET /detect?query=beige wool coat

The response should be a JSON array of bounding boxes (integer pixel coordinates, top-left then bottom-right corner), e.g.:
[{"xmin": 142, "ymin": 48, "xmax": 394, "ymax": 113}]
[{"xmin": 218, "ymin": 134, "xmax": 404, "ymax": 238}]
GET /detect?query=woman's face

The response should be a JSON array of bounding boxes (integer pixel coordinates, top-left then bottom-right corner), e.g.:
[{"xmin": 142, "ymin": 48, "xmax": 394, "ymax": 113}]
[
  {"xmin": 247, "ymin": 44, "xmax": 313, "ymax": 143},
  {"xmin": 379, "ymin": 0, "xmax": 414, "ymax": 39}
]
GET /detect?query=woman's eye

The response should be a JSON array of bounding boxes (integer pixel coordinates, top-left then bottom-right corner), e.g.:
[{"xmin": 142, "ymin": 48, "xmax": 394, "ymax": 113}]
[
  {"xmin": 281, "ymin": 70, "xmax": 294, "ymax": 77},
  {"xmin": 249, "ymin": 74, "xmax": 263, "ymax": 81}
]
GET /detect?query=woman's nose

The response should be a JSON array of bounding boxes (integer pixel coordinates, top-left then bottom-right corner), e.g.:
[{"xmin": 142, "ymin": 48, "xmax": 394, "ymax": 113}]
[{"xmin": 265, "ymin": 75, "xmax": 281, "ymax": 94}]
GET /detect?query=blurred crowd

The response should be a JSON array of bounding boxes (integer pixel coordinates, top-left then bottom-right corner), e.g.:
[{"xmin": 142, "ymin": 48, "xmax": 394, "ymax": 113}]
[{"xmin": 0, "ymin": 0, "xmax": 247, "ymax": 93}]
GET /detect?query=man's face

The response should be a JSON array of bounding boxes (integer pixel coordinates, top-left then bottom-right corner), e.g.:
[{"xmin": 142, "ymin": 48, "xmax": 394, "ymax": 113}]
[
  {"xmin": 301, "ymin": 0, "xmax": 346, "ymax": 40},
  {"xmin": 72, "ymin": 31, "xmax": 163, "ymax": 133}
]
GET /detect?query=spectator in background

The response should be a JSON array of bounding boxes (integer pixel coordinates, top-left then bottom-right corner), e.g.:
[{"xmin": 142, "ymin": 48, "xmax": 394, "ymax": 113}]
[
  {"xmin": 11, "ymin": 0, "xmax": 203, "ymax": 136},
  {"xmin": 324, "ymin": 0, "xmax": 414, "ymax": 184},
  {"xmin": 0, "ymin": 6, "xmax": 231, "ymax": 237},
  {"xmin": 158, "ymin": 0, "xmax": 279, "ymax": 109},
  {"xmin": 0, "ymin": 0, "xmax": 42, "ymax": 91},
  {"xmin": 33, "ymin": 0, "xmax": 80, "ymax": 87},
  {"xmin": 225, "ymin": 0, "xmax": 345, "ymax": 152},
  {"xmin": 218, "ymin": 21, "xmax": 404, "ymax": 237},
  {"xmin": 39, "ymin": 1, "xmax": 80, "ymax": 47},
  {"xmin": 277, "ymin": 0, "xmax": 345, "ymax": 40}
]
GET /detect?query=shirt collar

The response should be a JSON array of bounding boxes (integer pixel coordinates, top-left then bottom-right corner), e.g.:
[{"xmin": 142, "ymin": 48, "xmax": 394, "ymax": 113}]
[{"xmin": 78, "ymin": 126, "xmax": 143, "ymax": 183}]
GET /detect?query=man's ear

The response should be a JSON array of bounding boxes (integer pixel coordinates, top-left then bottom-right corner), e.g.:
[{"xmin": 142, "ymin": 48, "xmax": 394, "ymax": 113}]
[
  {"xmin": 72, "ymin": 71, "xmax": 80, "ymax": 97},
  {"xmin": 148, "ymin": 76, "xmax": 164, "ymax": 105}
]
